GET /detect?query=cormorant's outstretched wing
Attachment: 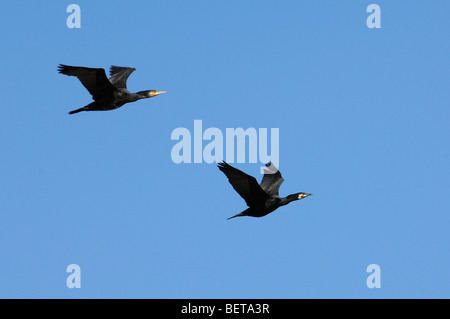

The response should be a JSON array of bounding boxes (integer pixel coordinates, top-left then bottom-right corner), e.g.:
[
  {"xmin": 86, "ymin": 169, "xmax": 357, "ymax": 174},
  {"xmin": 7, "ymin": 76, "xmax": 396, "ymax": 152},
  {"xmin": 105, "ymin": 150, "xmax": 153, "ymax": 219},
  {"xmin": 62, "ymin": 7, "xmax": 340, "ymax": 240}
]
[
  {"xmin": 109, "ymin": 66, "xmax": 136, "ymax": 90},
  {"xmin": 259, "ymin": 162, "xmax": 284, "ymax": 196},
  {"xmin": 218, "ymin": 162, "xmax": 269, "ymax": 207},
  {"xmin": 58, "ymin": 64, "xmax": 117, "ymax": 101}
]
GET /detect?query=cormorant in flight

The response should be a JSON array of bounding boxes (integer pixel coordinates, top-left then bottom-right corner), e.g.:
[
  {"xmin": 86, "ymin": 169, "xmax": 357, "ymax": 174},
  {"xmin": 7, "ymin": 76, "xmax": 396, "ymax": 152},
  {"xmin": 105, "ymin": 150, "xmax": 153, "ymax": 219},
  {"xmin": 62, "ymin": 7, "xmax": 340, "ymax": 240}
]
[
  {"xmin": 218, "ymin": 162, "xmax": 312, "ymax": 220},
  {"xmin": 58, "ymin": 65, "xmax": 166, "ymax": 114}
]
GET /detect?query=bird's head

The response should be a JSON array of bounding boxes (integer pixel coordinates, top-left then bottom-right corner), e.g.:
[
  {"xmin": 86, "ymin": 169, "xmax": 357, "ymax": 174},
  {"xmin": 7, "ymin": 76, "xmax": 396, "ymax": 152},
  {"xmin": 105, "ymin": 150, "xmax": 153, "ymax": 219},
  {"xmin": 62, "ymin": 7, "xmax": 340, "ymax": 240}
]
[
  {"xmin": 298, "ymin": 192, "xmax": 312, "ymax": 200},
  {"xmin": 279, "ymin": 192, "xmax": 312, "ymax": 207},
  {"xmin": 289, "ymin": 192, "xmax": 312, "ymax": 201},
  {"xmin": 137, "ymin": 90, "xmax": 167, "ymax": 98}
]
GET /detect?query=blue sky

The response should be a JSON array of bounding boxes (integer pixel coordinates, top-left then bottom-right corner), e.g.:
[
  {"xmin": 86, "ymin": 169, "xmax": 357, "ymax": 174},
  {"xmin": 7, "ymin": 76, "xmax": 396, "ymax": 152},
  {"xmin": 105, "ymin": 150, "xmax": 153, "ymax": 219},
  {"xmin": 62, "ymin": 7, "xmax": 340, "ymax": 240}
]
[{"xmin": 0, "ymin": 1, "xmax": 449, "ymax": 298}]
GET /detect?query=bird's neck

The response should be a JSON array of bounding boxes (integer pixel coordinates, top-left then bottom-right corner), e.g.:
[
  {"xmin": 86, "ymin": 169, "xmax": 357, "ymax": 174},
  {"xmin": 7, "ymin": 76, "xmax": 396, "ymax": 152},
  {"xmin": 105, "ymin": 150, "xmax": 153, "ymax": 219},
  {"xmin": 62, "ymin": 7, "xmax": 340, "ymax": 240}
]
[
  {"xmin": 279, "ymin": 195, "xmax": 298, "ymax": 206},
  {"xmin": 128, "ymin": 92, "xmax": 146, "ymax": 101}
]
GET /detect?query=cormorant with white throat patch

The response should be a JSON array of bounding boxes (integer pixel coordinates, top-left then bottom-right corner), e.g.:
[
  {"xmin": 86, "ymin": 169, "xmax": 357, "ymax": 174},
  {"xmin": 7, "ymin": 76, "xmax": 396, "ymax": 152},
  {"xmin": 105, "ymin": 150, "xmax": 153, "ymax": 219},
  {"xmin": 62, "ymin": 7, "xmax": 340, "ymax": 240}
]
[{"xmin": 218, "ymin": 162, "xmax": 312, "ymax": 220}]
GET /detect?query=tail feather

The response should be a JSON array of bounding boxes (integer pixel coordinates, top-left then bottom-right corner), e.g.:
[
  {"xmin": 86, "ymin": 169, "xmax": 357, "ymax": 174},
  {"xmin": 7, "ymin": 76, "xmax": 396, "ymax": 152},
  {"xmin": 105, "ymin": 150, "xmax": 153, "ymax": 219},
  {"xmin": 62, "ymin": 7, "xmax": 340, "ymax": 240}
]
[
  {"xmin": 68, "ymin": 107, "xmax": 86, "ymax": 115},
  {"xmin": 227, "ymin": 211, "xmax": 247, "ymax": 220}
]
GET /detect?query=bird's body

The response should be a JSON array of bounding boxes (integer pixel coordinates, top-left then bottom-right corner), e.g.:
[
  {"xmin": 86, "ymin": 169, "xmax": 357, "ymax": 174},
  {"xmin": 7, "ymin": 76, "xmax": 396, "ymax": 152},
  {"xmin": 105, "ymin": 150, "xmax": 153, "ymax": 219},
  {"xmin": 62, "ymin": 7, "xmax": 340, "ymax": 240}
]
[
  {"xmin": 58, "ymin": 65, "xmax": 166, "ymax": 114},
  {"xmin": 217, "ymin": 162, "xmax": 311, "ymax": 219}
]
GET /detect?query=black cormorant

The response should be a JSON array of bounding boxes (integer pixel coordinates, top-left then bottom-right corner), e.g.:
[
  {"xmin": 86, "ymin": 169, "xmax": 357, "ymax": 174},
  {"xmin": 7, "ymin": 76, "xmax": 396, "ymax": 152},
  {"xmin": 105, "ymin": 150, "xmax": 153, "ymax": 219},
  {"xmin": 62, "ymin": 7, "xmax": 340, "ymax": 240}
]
[
  {"xmin": 58, "ymin": 65, "xmax": 166, "ymax": 114},
  {"xmin": 218, "ymin": 162, "xmax": 312, "ymax": 220}
]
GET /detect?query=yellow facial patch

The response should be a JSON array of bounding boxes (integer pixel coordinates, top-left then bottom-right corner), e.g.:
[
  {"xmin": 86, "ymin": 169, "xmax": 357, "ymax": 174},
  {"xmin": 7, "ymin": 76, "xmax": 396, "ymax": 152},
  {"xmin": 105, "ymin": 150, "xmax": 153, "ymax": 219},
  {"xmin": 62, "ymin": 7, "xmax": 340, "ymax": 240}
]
[{"xmin": 150, "ymin": 90, "xmax": 167, "ymax": 97}]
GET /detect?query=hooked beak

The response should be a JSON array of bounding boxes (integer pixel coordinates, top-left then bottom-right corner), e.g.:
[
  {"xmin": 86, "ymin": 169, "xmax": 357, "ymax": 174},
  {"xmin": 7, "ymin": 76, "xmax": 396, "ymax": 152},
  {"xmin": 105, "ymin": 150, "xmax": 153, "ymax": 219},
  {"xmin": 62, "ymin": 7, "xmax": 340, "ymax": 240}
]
[
  {"xmin": 150, "ymin": 90, "xmax": 167, "ymax": 97},
  {"xmin": 298, "ymin": 193, "xmax": 313, "ymax": 199}
]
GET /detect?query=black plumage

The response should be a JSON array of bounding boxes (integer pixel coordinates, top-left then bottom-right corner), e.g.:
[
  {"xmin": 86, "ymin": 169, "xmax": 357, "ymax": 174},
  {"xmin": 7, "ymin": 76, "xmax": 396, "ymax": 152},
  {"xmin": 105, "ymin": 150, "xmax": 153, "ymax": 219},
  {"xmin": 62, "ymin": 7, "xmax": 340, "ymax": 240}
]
[
  {"xmin": 218, "ymin": 162, "xmax": 312, "ymax": 219},
  {"xmin": 58, "ymin": 64, "xmax": 166, "ymax": 114}
]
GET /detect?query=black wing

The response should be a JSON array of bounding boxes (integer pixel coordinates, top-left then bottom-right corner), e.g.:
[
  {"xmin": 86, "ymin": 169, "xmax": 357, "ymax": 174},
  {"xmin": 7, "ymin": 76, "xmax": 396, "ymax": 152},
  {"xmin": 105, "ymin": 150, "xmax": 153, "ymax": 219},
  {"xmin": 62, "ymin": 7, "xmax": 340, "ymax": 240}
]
[
  {"xmin": 259, "ymin": 162, "xmax": 284, "ymax": 196},
  {"xmin": 58, "ymin": 64, "xmax": 117, "ymax": 101},
  {"xmin": 109, "ymin": 66, "xmax": 136, "ymax": 89},
  {"xmin": 218, "ymin": 162, "xmax": 269, "ymax": 207}
]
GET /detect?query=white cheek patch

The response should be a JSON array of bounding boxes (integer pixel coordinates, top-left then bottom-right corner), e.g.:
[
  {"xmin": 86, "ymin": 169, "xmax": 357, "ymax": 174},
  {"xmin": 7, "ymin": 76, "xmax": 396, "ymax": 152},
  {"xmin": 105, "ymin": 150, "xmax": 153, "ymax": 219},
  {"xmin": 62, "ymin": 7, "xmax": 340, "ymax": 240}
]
[{"xmin": 298, "ymin": 194, "xmax": 302, "ymax": 199}]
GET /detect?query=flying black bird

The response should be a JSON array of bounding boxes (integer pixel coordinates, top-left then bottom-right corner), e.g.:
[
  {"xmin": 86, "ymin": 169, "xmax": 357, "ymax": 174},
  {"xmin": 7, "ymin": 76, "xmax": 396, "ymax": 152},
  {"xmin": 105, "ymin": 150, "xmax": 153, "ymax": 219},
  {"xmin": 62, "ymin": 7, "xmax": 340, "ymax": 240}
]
[
  {"xmin": 58, "ymin": 64, "xmax": 166, "ymax": 114},
  {"xmin": 218, "ymin": 162, "xmax": 312, "ymax": 220}
]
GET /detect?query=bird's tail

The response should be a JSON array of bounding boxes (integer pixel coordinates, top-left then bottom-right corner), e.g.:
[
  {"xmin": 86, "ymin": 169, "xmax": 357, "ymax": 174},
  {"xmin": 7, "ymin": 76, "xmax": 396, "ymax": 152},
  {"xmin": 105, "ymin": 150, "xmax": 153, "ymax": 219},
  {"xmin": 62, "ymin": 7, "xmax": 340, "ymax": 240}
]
[
  {"xmin": 68, "ymin": 107, "xmax": 86, "ymax": 115},
  {"xmin": 68, "ymin": 102, "xmax": 96, "ymax": 115},
  {"xmin": 227, "ymin": 209, "xmax": 248, "ymax": 220}
]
